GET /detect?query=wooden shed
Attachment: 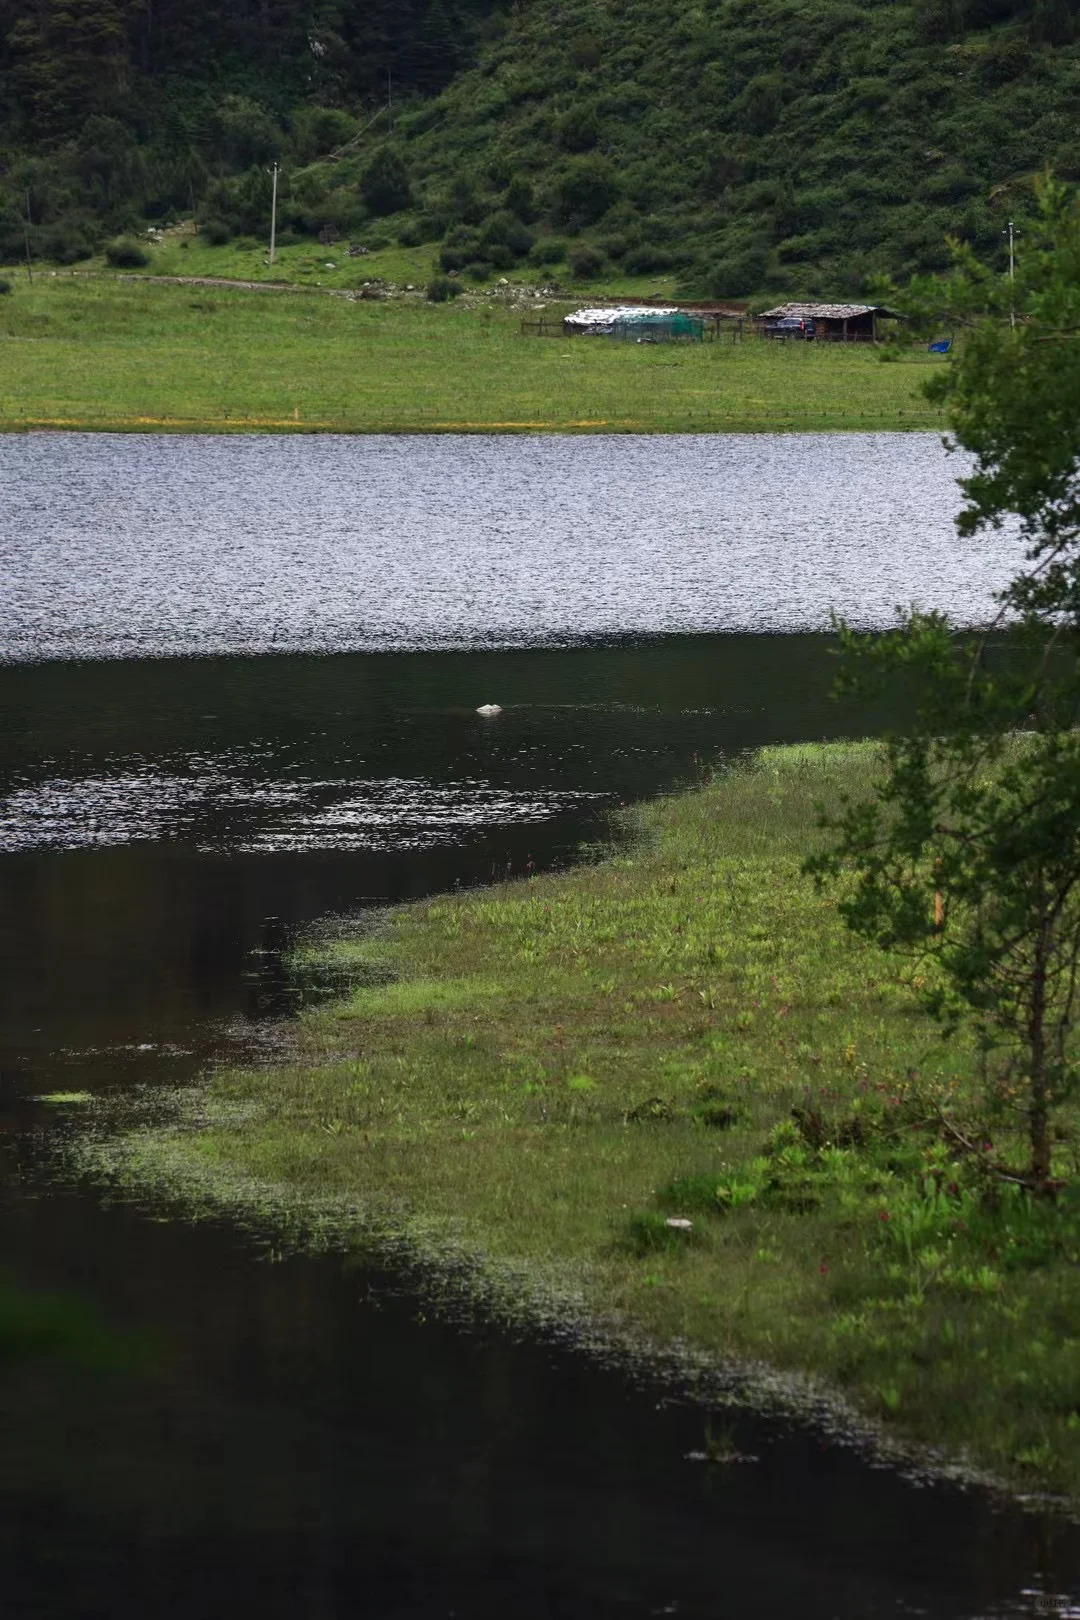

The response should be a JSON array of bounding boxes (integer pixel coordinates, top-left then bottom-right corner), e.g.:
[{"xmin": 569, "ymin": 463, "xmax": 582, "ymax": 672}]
[{"xmin": 758, "ymin": 302, "xmax": 901, "ymax": 341}]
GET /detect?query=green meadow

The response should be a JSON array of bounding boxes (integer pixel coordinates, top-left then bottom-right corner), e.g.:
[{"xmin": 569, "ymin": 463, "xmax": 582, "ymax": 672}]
[
  {"xmin": 99, "ymin": 746, "xmax": 1080, "ymax": 1499},
  {"xmin": 0, "ymin": 271, "xmax": 944, "ymax": 434}
]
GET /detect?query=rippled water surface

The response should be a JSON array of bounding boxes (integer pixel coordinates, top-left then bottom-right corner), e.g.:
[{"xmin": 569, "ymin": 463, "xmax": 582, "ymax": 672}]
[
  {"xmin": 0, "ymin": 638, "xmax": 881, "ymax": 1070},
  {"xmin": 1, "ymin": 435, "xmax": 1076, "ymax": 1620},
  {"xmin": 1, "ymin": 431, "xmax": 1020, "ymax": 662}
]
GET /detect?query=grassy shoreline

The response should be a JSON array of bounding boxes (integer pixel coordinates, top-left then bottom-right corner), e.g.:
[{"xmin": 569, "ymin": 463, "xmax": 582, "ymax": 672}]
[
  {"xmin": 81, "ymin": 744, "xmax": 1080, "ymax": 1503},
  {"xmin": 0, "ymin": 275, "xmax": 945, "ymax": 435}
]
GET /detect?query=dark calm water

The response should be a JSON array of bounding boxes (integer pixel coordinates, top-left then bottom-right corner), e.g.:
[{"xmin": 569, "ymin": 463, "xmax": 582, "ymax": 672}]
[{"xmin": 1, "ymin": 434, "xmax": 1075, "ymax": 1620}]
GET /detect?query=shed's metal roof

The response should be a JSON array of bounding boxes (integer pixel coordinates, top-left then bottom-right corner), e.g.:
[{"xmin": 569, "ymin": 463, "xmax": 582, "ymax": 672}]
[{"xmin": 759, "ymin": 302, "xmax": 896, "ymax": 320}]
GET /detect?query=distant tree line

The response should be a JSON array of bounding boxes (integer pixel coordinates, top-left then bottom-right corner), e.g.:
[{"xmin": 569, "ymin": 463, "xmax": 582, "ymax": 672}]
[
  {"xmin": 0, "ymin": 0, "xmax": 1077, "ymax": 293},
  {"xmin": 0, "ymin": 0, "xmax": 495, "ymax": 131},
  {"xmin": 914, "ymin": 0, "xmax": 1075, "ymax": 43},
  {"xmin": 0, "ymin": 0, "xmax": 507, "ymax": 259}
]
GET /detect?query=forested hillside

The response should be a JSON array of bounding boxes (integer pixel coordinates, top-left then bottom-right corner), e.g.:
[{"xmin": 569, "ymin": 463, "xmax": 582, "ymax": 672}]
[
  {"xmin": 1, "ymin": 0, "xmax": 1077, "ymax": 294},
  {"xmin": 0, "ymin": 0, "xmax": 510, "ymax": 262}
]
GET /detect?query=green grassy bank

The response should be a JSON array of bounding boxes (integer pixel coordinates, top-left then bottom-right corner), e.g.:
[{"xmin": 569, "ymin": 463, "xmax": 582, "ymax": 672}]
[
  {"xmin": 0, "ymin": 275, "xmax": 943, "ymax": 434},
  {"xmin": 97, "ymin": 745, "xmax": 1080, "ymax": 1499}
]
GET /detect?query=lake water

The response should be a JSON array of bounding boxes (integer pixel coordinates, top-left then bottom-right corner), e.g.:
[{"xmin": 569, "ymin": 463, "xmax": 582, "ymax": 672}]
[
  {"xmin": 1, "ymin": 433, "xmax": 1075, "ymax": 1619},
  {"xmin": 1, "ymin": 431, "xmax": 1018, "ymax": 662}
]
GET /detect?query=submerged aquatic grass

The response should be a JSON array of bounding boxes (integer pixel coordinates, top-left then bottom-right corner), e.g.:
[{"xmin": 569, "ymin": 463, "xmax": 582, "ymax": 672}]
[{"xmin": 96, "ymin": 743, "xmax": 1080, "ymax": 1497}]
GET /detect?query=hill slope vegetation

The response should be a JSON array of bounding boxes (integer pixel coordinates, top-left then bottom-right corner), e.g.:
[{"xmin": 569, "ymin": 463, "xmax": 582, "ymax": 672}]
[{"xmin": 1, "ymin": 0, "xmax": 1077, "ymax": 294}]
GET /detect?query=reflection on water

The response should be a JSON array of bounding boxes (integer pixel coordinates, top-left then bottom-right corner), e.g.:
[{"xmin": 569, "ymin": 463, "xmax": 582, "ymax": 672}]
[
  {"xmin": 0, "ymin": 431, "xmax": 1020, "ymax": 662},
  {"xmin": 2, "ymin": 1178, "xmax": 1074, "ymax": 1620},
  {"xmin": 0, "ymin": 766, "xmax": 596, "ymax": 853},
  {"xmin": 1, "ymin": 636, "xmax": 876, "ymax": 1078}
]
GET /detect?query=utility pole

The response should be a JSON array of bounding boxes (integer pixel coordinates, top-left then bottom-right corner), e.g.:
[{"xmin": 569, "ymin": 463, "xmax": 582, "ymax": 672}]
[
  {"xmin": 269, "ymin": 162, "xmax": 279, "ymax": 264},
  {"xmin": 1008, "ymin": 219, "xmax": 1016, "ymax": 330},
  {"xmin": 23, "ymin": 189, "xmax": 33, "ymax": 283}
]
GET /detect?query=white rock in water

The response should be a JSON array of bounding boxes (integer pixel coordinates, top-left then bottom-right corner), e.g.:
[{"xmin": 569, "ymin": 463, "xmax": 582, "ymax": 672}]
[{"xmin": 476, "ymin": 703, "xmax": 503, "ymax": 717}]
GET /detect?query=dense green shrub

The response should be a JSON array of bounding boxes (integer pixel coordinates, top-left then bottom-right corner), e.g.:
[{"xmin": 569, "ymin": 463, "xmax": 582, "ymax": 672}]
[
  {"xmin": 557, "ymin": 104, "xmax": 600, "ymax": 152},
  {"xmin": 442, "ymin": 221, "xmax": 479, "ymax": 249},
  {"xmin": 359, "ymin": 145, "xmax": 412, "ymax": 216},
  {"xmin": 0, "ymin": 220, "xmax": 24, "ymax": 262},
  {"xmin": 638, "ymin": 213, "xmax": 676, "ymax": 244},
  {"xmin": 708, "ymin": 242, "xmax": 769, "ymax": 298},
  {"xmin": 444, "ymin": 175, "xmax": 487, "ymax": 226},
  {"xmin": 922, "ymin": 165, "xmax": 980, "ymax": 203},
  {"xmin": 978, "ymin": 33, "xmax": 1033, "ymax": 83},
  {"xmin": 41, "ymin": 220, "xmax": 94, "ymax": 264},
  {"xmin": 528, "ymin": 237, "xmax": 567, "ymax": 265},
  {"xmin": 0, "ymin": 277, "xmax": 12, "ymax": 295},
  {"xmin": 288, "ymin": 182, "xmax": 368, "ymax": 238},
  {"xmin": 568, "ymin": 243, "xmax": 605, "ymax": 279},
  {"xmin": 776, "ymin": 232, "xmax": 832, "ymax": 264},
  {"xmin": 201, "ymin": 219, "xmax": 232, "ymax": 246},
  {"xmin": 737, "ymin": 73, "xmax": 784, "ymax": 136},
  {"xmin": 212, "ymin": 95, "xmax": 281, "ymax": 168},
  {"xmin": 914, "ymin": 0, "xmax": 967, "ymax": 41},
  {"xmin": 504, "ymin": 175, "xmax": 536, "ymax": 221},
  {"xmin": 105, "ymin": 236, "xmax": 150, "ymax": 268},
  {"xmin": 479, "ymin": 209, "xmax": 535, "ymax": 258},
  {"xmin": 1055, "ymin": 143, "xmax": 1080, "ymax": 181},
  {"xmin": 200, "ymin": 168, "xmax": 276, "ymax": 236},
  {"xmin": 290, "ymin": 106, "xmax": 357, "ymax": 163},
  {"xmin": 555, "ymin": 156, "xmax": 619, "ymax": 226},
  {"xmin": 426, "ymin": 274, "xmax": 464, "ymax": 301},
  {"xmin": 397, "ymin": 213, "xmax": 446, "ymax": 246},
  {"xmin": 623, "ymin": 244, "xmax": 677, "ymax": 275},
  {"xmin": 1030, "ymin": 0, "xmax": 1075, "ymax": 43},
  {"xmin": 568, "ymin": 30, "xmax": 603, "ymax": 71}
]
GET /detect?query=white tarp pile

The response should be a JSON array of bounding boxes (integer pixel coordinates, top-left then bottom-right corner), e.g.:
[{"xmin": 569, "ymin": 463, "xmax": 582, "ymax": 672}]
[{"xmin": 563, "ymin": 306, "xmax": 679, "ymax": 334}]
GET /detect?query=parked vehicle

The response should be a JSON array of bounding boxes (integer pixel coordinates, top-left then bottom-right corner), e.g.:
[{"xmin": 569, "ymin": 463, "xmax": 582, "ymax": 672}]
[{"xmin": 762, "ymin": 317, "xmax": 816, "ymax": 339}]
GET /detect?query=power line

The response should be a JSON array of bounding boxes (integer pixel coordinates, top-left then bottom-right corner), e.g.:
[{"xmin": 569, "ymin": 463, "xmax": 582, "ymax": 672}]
[
  {"xmin": 23, "ymin": 189, "xmax": 33, "ymax": 284},
  {"xmin": 1007, "ymin": 219, "xmax": 1016, "ymax": 330},
  {"xmin": 269, "ymin": 161, "xmax": 279, "ymax": 264}
]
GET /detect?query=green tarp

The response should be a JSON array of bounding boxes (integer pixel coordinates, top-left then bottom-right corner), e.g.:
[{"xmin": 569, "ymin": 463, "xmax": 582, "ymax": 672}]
[{"xmin": 608, "ymin": 312, "xmax": 704, "ymax": 342}]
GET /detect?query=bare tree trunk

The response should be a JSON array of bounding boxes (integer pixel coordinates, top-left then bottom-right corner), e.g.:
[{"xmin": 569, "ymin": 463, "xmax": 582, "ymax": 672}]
[{"xmin": 1029, "ymin": 916, "xmax": 1053, "ymax": 1191}]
